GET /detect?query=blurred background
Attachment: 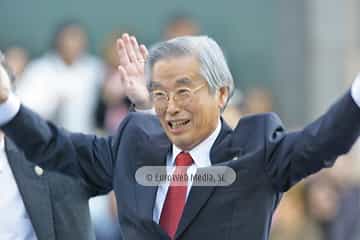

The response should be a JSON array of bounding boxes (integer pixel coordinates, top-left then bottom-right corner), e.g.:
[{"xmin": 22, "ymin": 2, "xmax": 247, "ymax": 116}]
[{"xmin": 1, "ymin": 0, "xmax": 360, "ymax": 239}]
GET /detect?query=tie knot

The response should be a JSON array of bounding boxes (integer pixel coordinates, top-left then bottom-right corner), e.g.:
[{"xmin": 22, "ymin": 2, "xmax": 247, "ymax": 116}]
[{"xmin": 175, "ymin": 152, "xmax": 193, "ymax": 167}]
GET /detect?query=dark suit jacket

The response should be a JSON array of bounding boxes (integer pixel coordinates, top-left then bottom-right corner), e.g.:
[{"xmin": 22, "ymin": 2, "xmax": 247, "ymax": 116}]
[
  {"xmin": 5, "ymin": 138, "xmax": 101, "ymax": 240},
  {"xmin": 3, "ymin": 91, "xmax": 360, "ymax": 240}
]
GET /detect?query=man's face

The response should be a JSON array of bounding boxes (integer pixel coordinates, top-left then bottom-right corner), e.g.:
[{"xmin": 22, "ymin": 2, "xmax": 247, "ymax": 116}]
[{"xmin": 151, "ymin": 56, "xmax": 228, "ymax": 150}]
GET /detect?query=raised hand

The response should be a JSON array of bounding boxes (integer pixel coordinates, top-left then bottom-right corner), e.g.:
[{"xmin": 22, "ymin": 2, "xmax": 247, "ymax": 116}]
[
  {"xmin": 116, "ymin": 33, "xmax": 152, "ymax": 109},
  {"xmin": 0, "ymin": 51, "xmax": 12, "ymax": 103}
]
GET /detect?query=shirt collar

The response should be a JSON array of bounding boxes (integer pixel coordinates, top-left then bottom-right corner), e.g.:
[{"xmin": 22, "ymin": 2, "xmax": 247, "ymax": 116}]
[{"xmin": 171, "ymin": 119, "xmax": 222, "ymax": 167}]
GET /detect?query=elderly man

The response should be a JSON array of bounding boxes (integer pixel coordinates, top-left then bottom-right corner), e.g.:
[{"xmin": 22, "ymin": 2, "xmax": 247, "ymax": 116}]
[
  {"xmin": 1, "ymin": 34, "xmax": 360, "ymax": 240},
  {"xmin": 0, "ymin": 59, "xmax": 105, "ymax": 240}
]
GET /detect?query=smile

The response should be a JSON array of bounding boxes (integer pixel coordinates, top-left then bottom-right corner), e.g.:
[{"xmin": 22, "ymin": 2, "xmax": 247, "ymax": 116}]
[{"xmin": 168, "ymin": 119, "xmax": 191, "ymax": 130}]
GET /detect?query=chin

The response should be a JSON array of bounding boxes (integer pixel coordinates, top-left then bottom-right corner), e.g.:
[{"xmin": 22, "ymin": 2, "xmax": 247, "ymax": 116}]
[
  {"xmin": 170, "ymin": 137, "xmax": 190, "ymax": 150},
  {"xmin": 173, "ymin": 137, "xmax": 202, "ymax": 151}
]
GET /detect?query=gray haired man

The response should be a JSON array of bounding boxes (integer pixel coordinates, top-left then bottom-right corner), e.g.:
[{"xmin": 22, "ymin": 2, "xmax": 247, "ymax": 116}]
[{"xmin": 1, "ymin": 34, "xmax": 360, "ymax": 240}]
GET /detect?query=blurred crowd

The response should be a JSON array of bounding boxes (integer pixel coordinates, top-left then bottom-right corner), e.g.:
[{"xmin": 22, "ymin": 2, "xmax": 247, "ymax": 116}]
[{"xmin": 3, "ymin": 13, "xmax": 360, "ymax": 240}]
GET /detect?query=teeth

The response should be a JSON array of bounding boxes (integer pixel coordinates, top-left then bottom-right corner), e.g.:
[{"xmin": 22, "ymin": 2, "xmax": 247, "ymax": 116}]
[{"xmin": 170, "ymin": 120, "xmax": 189, "ymax": 128}]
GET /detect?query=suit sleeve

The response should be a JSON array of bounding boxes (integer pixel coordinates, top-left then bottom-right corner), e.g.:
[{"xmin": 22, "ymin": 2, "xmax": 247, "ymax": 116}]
[
  {"xmin": 264, "ymin": 91, "xmax": 360, "ymax": 192},
  {"xmin": 2, "ymin": 105, "xmax": 133, "ymax": 194}
]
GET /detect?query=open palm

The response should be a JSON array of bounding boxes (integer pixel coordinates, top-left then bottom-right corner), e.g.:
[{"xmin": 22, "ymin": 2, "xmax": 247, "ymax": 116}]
[{"xmin": 116, "ymin": 34, "xmax": 151, "ymax": 109}]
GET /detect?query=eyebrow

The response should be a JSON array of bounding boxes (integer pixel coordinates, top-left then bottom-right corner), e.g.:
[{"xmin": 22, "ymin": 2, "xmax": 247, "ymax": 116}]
[
  {"xmin": 150, "ymin": 77, "xmax": 193, "ymax": 90},
  {"xmin": 175, "ymin": 78, "xmax": 192, "ymax": 85}
]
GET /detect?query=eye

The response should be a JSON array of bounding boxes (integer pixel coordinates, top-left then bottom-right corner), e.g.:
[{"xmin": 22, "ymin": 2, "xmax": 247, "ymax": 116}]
[
  {"xmin": 176, "ymin": 88, "xmax": 191, "ymax": 96},
  {"xmin": 151, "ymin": 91, "xmax": 167, "ymax": 100}
]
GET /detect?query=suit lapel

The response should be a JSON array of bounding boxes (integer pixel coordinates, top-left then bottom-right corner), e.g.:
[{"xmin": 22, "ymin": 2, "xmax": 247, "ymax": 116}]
[
  {"xmin": 175, "ymin": 120, "xmax": 242, "ymax": 239},
  {"xmin": 135, "ymin": 132, "xmax": 171, "ymax": 221},
  {"xmin": 6, "ymin": 138, "xmax": 56, "ymax": 240},
  {"xmin": 133, "ymin": 119, "xmax": 243, "ymax": 238}
]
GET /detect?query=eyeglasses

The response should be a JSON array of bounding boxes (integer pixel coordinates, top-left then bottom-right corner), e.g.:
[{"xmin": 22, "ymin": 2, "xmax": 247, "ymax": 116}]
[{"xmin": 151, "ymin": 84, "xmax": 206, "ymax": 109}]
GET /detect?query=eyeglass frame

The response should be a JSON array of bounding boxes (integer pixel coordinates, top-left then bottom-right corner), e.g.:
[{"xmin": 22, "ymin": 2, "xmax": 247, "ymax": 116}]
[{"xmin": 150, "ymin": 83, "xmax": 207, "ymax": 109}]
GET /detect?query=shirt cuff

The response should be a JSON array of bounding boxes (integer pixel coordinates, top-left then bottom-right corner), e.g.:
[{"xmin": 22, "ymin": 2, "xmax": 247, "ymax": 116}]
[
  {"xmin": 134, "ymin": 107, "xmax": 156, "ymax": 115},
  {"xmin": 0, "ymin": 93, "xmax": 21, "ymax": 126}
]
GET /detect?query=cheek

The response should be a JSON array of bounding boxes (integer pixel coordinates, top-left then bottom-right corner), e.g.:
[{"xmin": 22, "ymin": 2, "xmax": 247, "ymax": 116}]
[
  {"xmin": 191, "ymin": 102, "xmax": 219, "ymax": 129},
  {"xmin": 155, "ymin": 108, "xmax": 163, "ymax": 118},
  {"xmin": 156, "ymin": 112, "xmax": 167, "ymax": 128},
  {"xmin": 158, "ymin": 116, "xmax": 167, "ymax": 128}
]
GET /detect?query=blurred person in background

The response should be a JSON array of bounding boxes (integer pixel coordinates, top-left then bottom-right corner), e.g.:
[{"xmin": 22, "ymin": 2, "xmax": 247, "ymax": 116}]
[
  {"xmin": 242, "ymin": 87, "xmax": 274, "ymax": 115},
  {"xmin": 16, "ymin": 20, "xmax": 104, "ymax": 133},
  {"xmin": 303, "ymin": 157, "xmax": 360, "ymax": 240},
  {"xmin": 270, "ymin": 185, "xmax": 321, "ymax": 240},
  {"xmin": 91, "ymin": 31, "xmax": 127, "ymax": 240},
  {"xmin": 0, "ymin": 53, "xmax": 103, "ymax": 240},
  {"xmin": 163, "ymin": 13, "xmax": 200, "ymax": 40},
  {"xmin": 304, "ymin": 173, "xmax": 341, "ymax": 240},
  {"xmin": 95, "ymin": 31, "xmax": 132, "ymax": 134},
  {"xmin": 222, "ymin": 88, "xmax": 244, "ymax": 128}
]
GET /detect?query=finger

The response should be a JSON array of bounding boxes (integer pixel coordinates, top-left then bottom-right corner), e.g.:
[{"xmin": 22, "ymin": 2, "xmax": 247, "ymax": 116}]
[
  {"xmin": 118, "ymin": 65, "xmax": 127, "ymax": 79},
  {"xmin": 139, "ymin": 45, "xmax": 149, "ymax": 61},
  {"xmin": 118, "ymin": 65, "xmax": 129, "ymax": 87},
  {"xmin": 130, "ymin": 36, "xmax": 143, "ymax": 61},
  {"xmin": 138, "ymin": 45, "xmax": 149, "ymax": 74},
  {"xmin": 130, "ymin": 36, "xmax": 144, "ymax": 73},
  {"xmin": 118, "ymin": 65, "xmax": 135, "ymax": 87},
  {"xmin": 123, "ymin": 33, "xmax": 137, "ymax": 63},
  {"xmin": 116, "ymin": 38, "xmax": 130, "ymax": 66}
]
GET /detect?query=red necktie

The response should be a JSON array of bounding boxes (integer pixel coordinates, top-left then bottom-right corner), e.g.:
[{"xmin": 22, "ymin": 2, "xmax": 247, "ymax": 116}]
[{"xmin": 159, "ymin": 151, "xmax": 193, "ymax": 239}]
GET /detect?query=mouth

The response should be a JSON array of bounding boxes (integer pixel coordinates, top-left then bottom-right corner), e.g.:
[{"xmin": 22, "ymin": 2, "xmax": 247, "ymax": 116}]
[{"xmin": 167, "ymin": 119, "xmax": 191, "ymax": 133}]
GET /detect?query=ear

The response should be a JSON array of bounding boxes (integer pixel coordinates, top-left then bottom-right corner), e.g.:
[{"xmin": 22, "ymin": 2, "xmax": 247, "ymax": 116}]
[{"xmin": 217, "ymin": 87, "xmax": 229, "ymax": 109}]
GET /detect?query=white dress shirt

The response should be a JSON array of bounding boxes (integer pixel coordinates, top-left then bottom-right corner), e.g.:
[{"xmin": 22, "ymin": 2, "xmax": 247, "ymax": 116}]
[
  {"xmin": 152, "ymin": 119, "xmax": 222, "ymax": 223},
  {"xmin": 0, "ymin": 137, "xmax": 37, "ymax": 240}
]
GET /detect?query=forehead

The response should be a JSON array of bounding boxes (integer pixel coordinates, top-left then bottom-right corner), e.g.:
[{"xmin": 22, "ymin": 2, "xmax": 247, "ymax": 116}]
[{"xmin": 152, "ymin": 56, "xmax": 204, "ymax": 87}]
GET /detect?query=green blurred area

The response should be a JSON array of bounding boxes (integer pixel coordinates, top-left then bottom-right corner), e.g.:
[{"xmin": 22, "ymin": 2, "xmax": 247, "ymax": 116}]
[
  {"xmin": 0, "ymin": 0, "xmax": 308, "ymax": 127},
  {"xmin": 0, "ymin": 0, "xmax": 276, "ymax": 89}
]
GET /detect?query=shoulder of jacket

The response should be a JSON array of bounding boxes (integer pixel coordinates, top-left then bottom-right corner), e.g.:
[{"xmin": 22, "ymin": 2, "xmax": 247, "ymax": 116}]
[{"xmin": 235, "ymin": 112, "xmax": 281, "ymax": 127}]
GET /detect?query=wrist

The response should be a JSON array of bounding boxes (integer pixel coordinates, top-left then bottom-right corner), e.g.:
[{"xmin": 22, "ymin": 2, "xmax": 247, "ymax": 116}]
[
  {"xmin": 132, "ymin": 92, "xmax": 152, "ymax": 110},
  {"xmin": 134, "ymin": 100, "xmax": 153, "ymax": 110}
]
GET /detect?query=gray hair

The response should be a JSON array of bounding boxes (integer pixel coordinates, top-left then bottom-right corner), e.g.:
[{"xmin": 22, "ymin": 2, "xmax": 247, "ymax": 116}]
[{"xmin": 145, "ymin": 36, "xmax": 234, "ymax": 109}]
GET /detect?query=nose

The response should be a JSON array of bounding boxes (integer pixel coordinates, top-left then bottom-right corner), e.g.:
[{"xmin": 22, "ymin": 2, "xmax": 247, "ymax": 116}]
[{"xmin": 166, "ymin": 96, "xmax": 180, "ymax": 115}]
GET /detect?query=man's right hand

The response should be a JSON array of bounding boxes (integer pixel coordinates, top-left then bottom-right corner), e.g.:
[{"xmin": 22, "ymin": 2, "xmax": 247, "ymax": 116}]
[
  {"xmin": 0, "ymin": 51, "xmax": 12, "ymax": 103},
  {"xmin": 116, "ymin": 33, "xmax": 152, "ymax": 109}
]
